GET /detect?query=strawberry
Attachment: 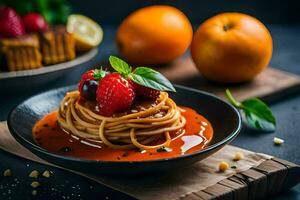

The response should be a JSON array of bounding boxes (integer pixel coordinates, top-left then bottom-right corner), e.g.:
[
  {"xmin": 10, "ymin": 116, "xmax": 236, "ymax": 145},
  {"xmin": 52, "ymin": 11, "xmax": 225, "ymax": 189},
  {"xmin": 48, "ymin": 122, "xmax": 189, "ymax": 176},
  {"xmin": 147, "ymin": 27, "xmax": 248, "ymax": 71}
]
[
  {"xmin": 132, "ymin": 82, "xmax": 160, "ymax": 99},
  {"xmin": 96, "ymin": 73, "xmax": 136, "ymax": 116},
  {"xmin": 78, "ymin": 69, "xmax": 107, "ymax": 100},
  {"xmin": 23, "ymin": 12, "xmax": 48, "ymax": 33},
  {"xmin": 0, "ymin": 7, "xmax": 25, "ymax": 38}
]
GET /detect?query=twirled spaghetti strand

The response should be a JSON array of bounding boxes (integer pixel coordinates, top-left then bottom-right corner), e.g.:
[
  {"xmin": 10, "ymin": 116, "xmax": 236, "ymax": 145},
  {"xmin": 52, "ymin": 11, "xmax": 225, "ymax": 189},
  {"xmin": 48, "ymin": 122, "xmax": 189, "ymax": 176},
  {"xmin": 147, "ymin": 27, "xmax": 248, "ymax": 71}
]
[{"xmin": 57, "ymin": 91, "xmax": 186, "ymax": 149}]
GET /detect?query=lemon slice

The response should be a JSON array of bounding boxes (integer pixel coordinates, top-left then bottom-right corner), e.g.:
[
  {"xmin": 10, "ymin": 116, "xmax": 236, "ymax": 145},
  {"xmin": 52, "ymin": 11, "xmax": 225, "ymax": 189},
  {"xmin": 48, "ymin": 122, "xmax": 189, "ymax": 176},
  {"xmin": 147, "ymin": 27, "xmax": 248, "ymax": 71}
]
[{"xmin": 67, "ymin": 14, "xmax": 103, "ymax": 51}]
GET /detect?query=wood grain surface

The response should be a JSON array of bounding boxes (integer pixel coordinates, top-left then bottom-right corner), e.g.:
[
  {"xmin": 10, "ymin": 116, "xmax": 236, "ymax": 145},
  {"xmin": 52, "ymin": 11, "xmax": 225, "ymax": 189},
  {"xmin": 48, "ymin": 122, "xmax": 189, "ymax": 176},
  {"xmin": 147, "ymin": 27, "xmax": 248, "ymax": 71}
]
[
  {"xmin": 157, "ymin": 57, "xmax": 300, "ymax": 102},
  {"xmin": 181, "ymin": 158, "xmax": 300, "ymax": 200}
]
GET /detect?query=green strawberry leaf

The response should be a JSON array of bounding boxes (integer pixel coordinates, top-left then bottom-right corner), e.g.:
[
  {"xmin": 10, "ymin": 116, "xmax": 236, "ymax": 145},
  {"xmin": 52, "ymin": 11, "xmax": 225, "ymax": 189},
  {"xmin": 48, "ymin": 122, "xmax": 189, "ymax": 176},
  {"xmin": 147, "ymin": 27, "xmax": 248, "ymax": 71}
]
[
  {"xmin": 93, "ymin": 68, "xmax": 108, "ymax": 80},
  {"xmin": 225, "ymin": 89, "xmax": 276, "ymax": 132},
  {"xmin": 129, "ymin": 67, "xmax": 176, "ymax": 92},
  {"xmin": 109, "ymin": 56, "xmax": 132, "ymax": 76}
]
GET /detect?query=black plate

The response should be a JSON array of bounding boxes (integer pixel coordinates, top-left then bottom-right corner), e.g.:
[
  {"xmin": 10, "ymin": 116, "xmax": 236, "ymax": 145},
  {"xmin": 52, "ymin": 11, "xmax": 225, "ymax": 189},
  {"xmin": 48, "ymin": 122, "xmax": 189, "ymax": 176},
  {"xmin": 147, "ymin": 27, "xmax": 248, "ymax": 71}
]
[
  {"xmin": 8, "ymin": 85, "xmax": 242, "ymax": 175},
  {"xmin": 0, "ymin": 149, "xmax": 134, "ymax": 200}
]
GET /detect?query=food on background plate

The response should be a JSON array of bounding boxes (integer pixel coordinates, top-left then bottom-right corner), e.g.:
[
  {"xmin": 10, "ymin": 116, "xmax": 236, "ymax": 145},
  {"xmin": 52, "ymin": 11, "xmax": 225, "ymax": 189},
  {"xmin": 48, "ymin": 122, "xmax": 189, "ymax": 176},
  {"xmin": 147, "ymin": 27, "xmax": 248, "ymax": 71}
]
[
  {"xmin": 191, "ymin": 12, "xmax": 273, "ymax": 83},
  {"xmin": 40, "ymin": 26, "xmax": 75, "ymax": 65},
  {"xmin": 116, "ymin": 5, "xmax": 193, "ymax": 65},
  {"xmin": 32, "ymin": 56, "xmax": 214, "ymax": 161},
  {"xmin": 67, "ymin": 14, "xmax": 103, "ymax": 51},
  {"xmin": 23, "ymin": 12, "xmax": 49, "ymax": 33},
  {"xmin": 0, "ymin": 34, "xmax": 42, "ymax": 71},
  {"xmin": 0, "ymin": 6, "xmax": 102, "ymax": 72},
  {"xmin": 0, "ymin": 7, "xmax": 25, "ymax": 38}
]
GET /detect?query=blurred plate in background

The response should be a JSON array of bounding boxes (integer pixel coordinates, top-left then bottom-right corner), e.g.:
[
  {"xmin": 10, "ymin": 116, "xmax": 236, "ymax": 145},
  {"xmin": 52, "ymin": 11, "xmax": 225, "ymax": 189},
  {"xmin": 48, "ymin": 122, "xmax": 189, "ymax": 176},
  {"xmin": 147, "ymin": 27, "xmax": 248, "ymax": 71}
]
[{"xmin": 0, "ymin": 48, "xmax": 98, "ymax": 92}]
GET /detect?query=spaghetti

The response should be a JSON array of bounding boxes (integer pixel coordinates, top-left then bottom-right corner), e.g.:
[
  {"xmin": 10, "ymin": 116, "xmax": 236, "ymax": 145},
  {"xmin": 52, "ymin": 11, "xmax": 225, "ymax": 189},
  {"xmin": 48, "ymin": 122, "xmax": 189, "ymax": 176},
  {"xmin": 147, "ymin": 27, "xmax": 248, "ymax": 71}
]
[{"xmin": 57, "ymin": 91, "xmax": 186, "ymax": 150}]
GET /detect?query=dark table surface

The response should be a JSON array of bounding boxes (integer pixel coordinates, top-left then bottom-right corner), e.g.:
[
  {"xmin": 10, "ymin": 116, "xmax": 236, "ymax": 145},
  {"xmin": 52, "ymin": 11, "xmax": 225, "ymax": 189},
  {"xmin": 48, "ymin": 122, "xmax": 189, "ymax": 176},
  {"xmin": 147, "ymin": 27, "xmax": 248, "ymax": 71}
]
[{"xmin": 0, "ymin": 25, "xmax": 300, "ymax": 199}]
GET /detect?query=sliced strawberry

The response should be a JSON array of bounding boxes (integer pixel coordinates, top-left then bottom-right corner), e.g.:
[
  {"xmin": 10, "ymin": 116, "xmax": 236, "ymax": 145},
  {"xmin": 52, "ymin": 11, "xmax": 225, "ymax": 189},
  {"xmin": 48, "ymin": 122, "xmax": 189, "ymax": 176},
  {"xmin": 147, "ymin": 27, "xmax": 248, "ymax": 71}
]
[
  {"xmin": 78, "ymin": 69, "xmax": 107, "ymax": 100},
  {"xmin": 96, "ymin": 73, "xmax": 135, "ymax": 116},
  {"xmin": 0, "ymin": 7, "xmax": 25, "ymax": 38},
  {"xmin": 132, "ymin": 82, "xmax": 160, "ymax": 99}
]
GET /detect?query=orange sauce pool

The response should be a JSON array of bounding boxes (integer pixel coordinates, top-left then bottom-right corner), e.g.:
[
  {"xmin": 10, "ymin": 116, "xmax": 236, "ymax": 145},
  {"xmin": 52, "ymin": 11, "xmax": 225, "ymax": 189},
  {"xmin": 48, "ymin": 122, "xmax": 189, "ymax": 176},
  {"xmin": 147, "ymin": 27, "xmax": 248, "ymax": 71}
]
[{"xmin": 32, "ymin": 107, "xmax": 213, "ymax": 161}]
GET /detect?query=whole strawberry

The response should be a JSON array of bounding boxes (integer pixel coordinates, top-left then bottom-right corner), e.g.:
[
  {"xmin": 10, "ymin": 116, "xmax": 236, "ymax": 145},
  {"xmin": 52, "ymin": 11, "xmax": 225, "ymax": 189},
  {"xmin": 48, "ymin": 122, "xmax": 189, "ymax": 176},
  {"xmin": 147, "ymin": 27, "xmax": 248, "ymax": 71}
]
[
  {"xmin": 0, "ymin": 7, "xmax": 25, "ymax": 38},
  {"xmin": 132, "ymin": 82, "xmax": 160, "ymax": 99},
  {"xmin": 78, "ymin": 69, "xmax": 107, "ymax": 100},
  {"xmin": 23, "ymin": 13, "xmax": 48, "ymax": 33},
  {"xmin": 96, "ymin": 73, "xmax": 136, "ymax": 116},
  {"xmin": 94, "ymin": 56, "xmax": 175, "ymax": 116}
]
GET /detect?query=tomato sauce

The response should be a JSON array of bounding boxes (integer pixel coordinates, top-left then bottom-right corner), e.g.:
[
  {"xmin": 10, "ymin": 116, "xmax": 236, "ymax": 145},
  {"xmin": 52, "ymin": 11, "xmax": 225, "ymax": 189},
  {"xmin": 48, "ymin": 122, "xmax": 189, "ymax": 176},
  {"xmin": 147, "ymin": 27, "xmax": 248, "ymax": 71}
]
[{"xmin": 32, "ymin": 107, "xmax": 213, "ymax": 161}]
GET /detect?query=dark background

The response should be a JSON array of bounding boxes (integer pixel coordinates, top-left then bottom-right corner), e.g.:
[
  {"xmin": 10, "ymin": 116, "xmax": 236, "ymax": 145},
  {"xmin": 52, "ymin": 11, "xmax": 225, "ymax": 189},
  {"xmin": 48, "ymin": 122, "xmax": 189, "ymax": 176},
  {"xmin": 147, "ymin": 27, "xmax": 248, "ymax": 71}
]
[{"xmin": 71, "ymin": 0, "xmax": 300, "ymax": 25}]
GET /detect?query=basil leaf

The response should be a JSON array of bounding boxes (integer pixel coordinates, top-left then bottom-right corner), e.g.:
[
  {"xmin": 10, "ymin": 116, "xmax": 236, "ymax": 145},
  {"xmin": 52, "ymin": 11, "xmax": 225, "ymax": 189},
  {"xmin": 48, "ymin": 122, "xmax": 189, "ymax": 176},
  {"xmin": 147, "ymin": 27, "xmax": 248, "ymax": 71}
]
[
  {"xmin": 109, "ymin": 56, "xmax": 131, "ymax": 76},
  {"xmin": 157, "ymin": 147, "xmax": 172, "ymax": 152},
  {"xmin": 242, "ymin": 98, "xmax": 276, "ymax": 130},
  {"xmin": 225, "ymin": 89, "xmax": 276, "ymax": 132},
  {"xmin": 129, "ymin": 67, "xmax": 176, "ymax": 92},
  {"xmin": 60, "ymin": 146, "xmax": 72, "ymax": 152}
]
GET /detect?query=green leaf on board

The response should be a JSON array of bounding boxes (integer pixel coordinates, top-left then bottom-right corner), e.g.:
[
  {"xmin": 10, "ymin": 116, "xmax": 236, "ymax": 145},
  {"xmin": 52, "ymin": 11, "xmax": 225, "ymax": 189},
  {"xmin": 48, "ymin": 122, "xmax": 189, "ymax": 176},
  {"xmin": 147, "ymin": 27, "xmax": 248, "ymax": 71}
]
[{"xmin": 225, "ymin": 89, "xmax": 276, "ymax": 132}]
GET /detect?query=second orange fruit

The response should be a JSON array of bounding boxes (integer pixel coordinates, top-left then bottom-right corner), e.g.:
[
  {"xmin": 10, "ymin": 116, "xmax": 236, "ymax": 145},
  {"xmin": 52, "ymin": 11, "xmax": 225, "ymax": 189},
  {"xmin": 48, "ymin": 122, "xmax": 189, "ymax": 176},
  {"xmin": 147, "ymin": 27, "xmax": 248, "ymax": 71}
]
[
  {"xmin": 191, "ymin": 13, "xmax": 273, "ymax": 83},
  {"xmin": 116, "ymin": 5, "xmax": 193, "ymax": 65}
]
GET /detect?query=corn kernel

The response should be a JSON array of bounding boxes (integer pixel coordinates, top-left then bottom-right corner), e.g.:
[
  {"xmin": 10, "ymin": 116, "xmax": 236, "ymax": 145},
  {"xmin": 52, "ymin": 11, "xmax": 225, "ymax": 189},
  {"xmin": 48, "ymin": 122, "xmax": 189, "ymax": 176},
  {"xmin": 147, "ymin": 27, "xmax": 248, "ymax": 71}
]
[
  {"xmin": 31, "ymin": 181, "xmax": 40, "ymax": 188},
  {"xmin": 3, "ymin": 169, "xmax": 12, "ymax": 177},
  {"xmin": 29, "ymin": 170, "xmax": 39, "ymax": 178},
  {"xmin": 42, "ymin": 170, "xmax": 50, "ymax": 178},
  {"xmin": 233, "ymin": 152, "xmax": 244, "ymax": 161},
  {"xmin": 274, "ymin": 137, "xmax": 284, "ymax": 145},
  {"xmin": 219, "ymin": 161, "xmax": 229, "ymax": 172},
  {"xmin": 32, "ymin": 190, "xmax": 37, "ymax": 196}
]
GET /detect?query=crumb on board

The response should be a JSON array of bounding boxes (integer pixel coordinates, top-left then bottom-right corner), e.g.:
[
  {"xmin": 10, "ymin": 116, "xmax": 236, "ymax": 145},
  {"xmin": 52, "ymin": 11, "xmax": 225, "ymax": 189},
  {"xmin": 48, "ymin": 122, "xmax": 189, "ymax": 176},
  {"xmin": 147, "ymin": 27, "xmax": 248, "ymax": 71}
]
[
  {"xmin": 274, "ymin": 137, "xmax": 284, "ymax": 145},
  {"xmin": 233, "ymin": 152, "xmax": 244, "ymax": 161},
  {"xmin": 3, "ymin": 169, "xmax": 12, "ymax": 177},
  {"xmin": 31, "ymin": 181, "xmax": 40, "ymax": 188},
  {"xmin": 219, "ymin": 161, "xmax": 229, "ymax": 172},
  {"xmin": 42, "ymin": 170, "xmax": 51, "ymax": 178},
  {"xmin": 32, "ymin": 190, "xmax": 38, "ymax": 196},
  {"xmin": 29, "ymin": 170, "xmax": 39, "ymax": 178}
]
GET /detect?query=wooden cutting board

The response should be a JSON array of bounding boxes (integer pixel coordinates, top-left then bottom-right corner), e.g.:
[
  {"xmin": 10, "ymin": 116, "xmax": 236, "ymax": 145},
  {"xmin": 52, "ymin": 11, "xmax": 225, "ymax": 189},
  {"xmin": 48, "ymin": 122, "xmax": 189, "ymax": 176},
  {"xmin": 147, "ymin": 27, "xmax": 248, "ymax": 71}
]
[
  {"xmin": 181, "ymin": 157, "xmax": 300, "ymax": 200},
  {"xmin": 157, "ymin": 57, "xmax": 300, "ymax": 102}
]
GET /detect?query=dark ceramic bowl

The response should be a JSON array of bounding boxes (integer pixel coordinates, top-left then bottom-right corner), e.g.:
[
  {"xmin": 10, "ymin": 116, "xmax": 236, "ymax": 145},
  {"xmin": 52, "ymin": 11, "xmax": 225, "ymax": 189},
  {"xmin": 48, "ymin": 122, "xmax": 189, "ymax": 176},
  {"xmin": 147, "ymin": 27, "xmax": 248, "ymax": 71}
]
[
  {"xmin": 0, "ymin": 48, "xmax": 98, "ymax": 91},
  {"xmin": 8, "ymin": 85, "xmax": 242, "ymax": 175}
]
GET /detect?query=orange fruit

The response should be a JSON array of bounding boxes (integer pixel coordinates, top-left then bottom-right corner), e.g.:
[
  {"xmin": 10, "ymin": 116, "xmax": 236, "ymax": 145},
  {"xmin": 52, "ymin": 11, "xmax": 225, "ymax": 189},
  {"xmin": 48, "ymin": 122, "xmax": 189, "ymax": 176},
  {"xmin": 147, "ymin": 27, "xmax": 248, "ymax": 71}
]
[
  {"xmin": 191, "ymin": 13, "xmax": 273, "ymax": 83},
  {"xmin": 116, "ymin": 5, "xmax": 193, "ymax": 65}
]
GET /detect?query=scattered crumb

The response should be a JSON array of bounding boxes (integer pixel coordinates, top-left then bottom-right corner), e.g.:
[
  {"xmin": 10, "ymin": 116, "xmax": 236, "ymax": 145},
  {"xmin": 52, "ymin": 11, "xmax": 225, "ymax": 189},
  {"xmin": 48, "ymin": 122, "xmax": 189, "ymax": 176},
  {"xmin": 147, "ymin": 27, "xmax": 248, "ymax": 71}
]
[
  {"xmin": 42, "ymin": 170, "xmax": 50, "ymax": 178},
  {"xmin": 233, "ymin": 152, "xmax": 244, "ymax": 161},
  {"xmin": 29, "ymin": 170, "xmax": 39, "ymax": 178},
  {"xmin": 231, "ymin": 166, "xmax": 237, "ymax": 169},
  {"xmin": 274, "ymin": 137, "xmax": 284, "ymax": 145},
  {"xmin": 219, "ymin": 161, "xmax": 229, "ymax": 172},
  {"xmin": 3, "ymin": 169, "xmax": 12, "ymax": 177},
  {"xmin": 31, "ymin": 181, "xmax": 40, "ymax": 188},
  {"xmin": 32, "ymin": 190, "xmax": 37, "ymax": 196}
]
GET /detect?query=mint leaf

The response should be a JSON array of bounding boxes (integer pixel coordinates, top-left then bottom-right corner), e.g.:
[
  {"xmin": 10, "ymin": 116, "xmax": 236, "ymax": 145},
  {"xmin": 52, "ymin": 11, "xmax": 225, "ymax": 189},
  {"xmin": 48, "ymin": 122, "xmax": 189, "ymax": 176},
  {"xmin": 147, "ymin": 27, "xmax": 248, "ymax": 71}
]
[
  {"xmin": 109, "ymin": 56, "xmax": 131, "ymax": 76},
  {"xmin": 93, "ymin": 68, "xmax": 108, "ymax": 80},
  {"xmin": 129, "ymin": 67, "xmax": 176, "ymax": 92},
  {"xmin": 225, "ymin": 89, "xmax": 276, "ymax": 132}
]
